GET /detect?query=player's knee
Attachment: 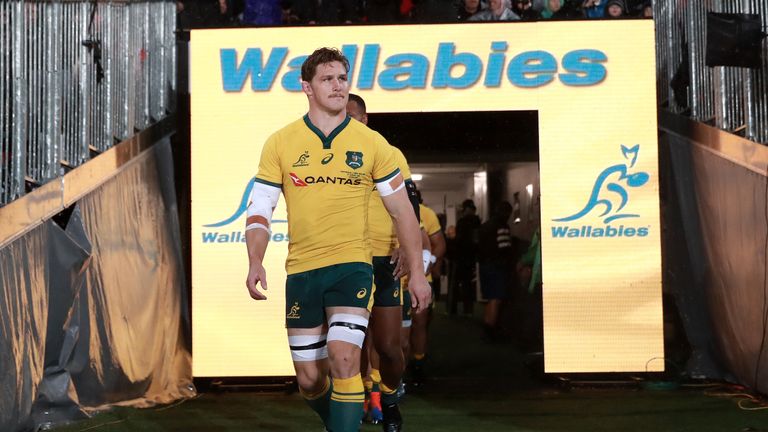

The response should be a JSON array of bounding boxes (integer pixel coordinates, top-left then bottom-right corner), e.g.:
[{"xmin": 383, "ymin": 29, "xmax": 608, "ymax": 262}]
[
  {"xmin": 327, "ymin": 313, "xmax": 368, "ymax": 348},
  {"xmin": 295, "ymin": 368, "xmax": 326, "ymax": 393},
  {"xmin": 289, "ymin": 334, "xmax": 328, "ymax": 362},
  {"xmin": 374, "ymin": 337, "xmax": 402, "ymax": 363}
]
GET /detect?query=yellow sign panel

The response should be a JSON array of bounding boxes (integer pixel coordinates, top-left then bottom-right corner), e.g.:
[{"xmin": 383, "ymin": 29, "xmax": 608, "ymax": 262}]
[{"xmin": 191, "ymin": 21, "xmax": 662, "ymax": 376}]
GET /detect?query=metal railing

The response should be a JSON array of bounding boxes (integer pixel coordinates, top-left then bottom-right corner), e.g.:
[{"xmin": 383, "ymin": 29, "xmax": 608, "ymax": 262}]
[
  {"xmin": 0, "ymin": 0, "xmax": 176, "ymax": 206},
  {"xmin": 655, "ymin": 0, "xmax": 768, "ymax": 144}
]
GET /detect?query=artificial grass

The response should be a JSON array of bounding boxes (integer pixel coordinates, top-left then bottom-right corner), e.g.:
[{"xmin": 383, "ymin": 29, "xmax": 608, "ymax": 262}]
[{"xmin": 56, "ymin": 307, "xmax": 768, "ymax": 432}]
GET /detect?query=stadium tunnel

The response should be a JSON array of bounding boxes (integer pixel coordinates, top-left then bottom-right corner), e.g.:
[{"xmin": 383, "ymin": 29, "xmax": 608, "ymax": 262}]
[{"xmin": 3, "ymin": 1, "xmax": 768, "ymax": 431}]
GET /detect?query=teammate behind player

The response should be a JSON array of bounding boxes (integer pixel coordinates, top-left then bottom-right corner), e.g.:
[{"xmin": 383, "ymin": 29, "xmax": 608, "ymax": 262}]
[
  {"xmin": 347, "ymin": 93, "xmax": 427, "ymax": 431},
  {"xmin": 244, "ymin": 48, "xmax": 431, "ymax": 432},
  {"xmin": 408, "ymin": 195, "xmax": 446, "ymax": 387}
]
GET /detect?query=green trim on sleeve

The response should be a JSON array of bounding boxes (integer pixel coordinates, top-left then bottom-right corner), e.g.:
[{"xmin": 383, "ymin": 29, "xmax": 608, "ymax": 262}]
[
  {"xmin": 373, "ymin": 168, "xmax": 401, "ymax": 183},
  {"xmin": 254, "ymin": 177, "xmax": 282, "ymax": 189}
]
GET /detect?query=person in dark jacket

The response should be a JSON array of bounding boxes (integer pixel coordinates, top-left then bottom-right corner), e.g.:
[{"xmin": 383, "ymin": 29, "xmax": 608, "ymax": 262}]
[{"xmin": 478, "ymin": 201, "xmax": 519, "ymax": 341}]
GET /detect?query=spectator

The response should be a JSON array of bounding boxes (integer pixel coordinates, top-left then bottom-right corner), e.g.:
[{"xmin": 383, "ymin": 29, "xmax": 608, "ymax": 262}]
[
  {"xmin": 641, "ymin": 1, "xmax": 652, "ymax": 17},
  {"xmin": 511, "ymin": 0, "xmax": 541, "ymax": 20},
  {"xmin": 604, "ymin": 0, "xmax": 625, "ymax": 17},
  {"xmin": 457, "ymin": 0, "xmax": 485, "ymax": 21},
  {"xmin": 581, "ymin": 0, "xmax": 606, "ymax": 18},
  {"xmin": 469, "ymin": 0, "xmax": 520, "ymax": 21},
  {"xmin": 242, "ymin": 0, "xmax": 282, "ymax": 24},
  {"xmin": 539, "ymin": 0, "xmax": 562, "ymax": 18}
]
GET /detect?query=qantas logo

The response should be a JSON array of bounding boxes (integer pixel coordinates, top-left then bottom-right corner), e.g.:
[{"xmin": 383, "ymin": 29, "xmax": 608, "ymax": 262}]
[{"xmin": 289, "ymin": 172, "xmax": 308, "ymax": 187}]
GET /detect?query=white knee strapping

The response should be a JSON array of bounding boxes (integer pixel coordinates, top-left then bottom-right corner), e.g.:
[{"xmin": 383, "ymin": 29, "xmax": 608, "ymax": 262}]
[
  {"xmin": 402, "ymin": 319, "xmax": 412, "ymax": 328},
  {"xmin": 326, "ymin": 313, "xmax": 369, "ymax": 348},
  {"xmin": 288, "ymin": 334, "xmax": 328, "ymax": 361}
]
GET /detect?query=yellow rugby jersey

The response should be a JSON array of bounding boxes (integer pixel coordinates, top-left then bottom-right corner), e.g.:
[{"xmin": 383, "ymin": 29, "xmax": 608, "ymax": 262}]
[
  {"xmin": 420, "ymin": 204, "xmax": 441, "ymax": 237},
  {"xmin": 255, "ymin": 115, "xmax": 400, "ymax": 274},
  {"xmin": 368, "ymin": 147, "xmax": 412, "ymax": 257}
]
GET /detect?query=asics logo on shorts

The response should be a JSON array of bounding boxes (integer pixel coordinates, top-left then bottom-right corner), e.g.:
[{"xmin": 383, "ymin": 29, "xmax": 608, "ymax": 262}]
[
  {"xmin": 393, "ymin": 288, "xmax": 399, "ymax": 298},
  {"xmin": 356, "ymin": 288, "xmax": 367, "ymax": 299}
]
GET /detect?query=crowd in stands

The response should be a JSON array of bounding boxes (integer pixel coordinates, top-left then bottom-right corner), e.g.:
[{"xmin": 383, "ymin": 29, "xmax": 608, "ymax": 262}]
[{"xmin": 177, "ymin": 0, "xmax": 653, "ymax": 29}]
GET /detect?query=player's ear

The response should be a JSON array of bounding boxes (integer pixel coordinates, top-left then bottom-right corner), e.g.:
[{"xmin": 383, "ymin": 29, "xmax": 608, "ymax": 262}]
[{"xmin": 301, "ymin": 80, "xmax": 312, "ymax": 96}]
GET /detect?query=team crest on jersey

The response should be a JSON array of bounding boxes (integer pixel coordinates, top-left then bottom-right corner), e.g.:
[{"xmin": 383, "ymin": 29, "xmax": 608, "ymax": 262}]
[
  {"xmin": 346, "ymin": 151, "xmax": 363, "ymax": 169},
  {"xmin": 292, "ymin": 151, "xmax": 310, "ymax": 167}
]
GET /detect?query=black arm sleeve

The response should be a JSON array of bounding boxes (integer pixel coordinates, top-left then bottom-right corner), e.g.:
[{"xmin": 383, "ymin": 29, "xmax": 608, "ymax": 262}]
[{"xmin": 405, "ymin": 179, "xmax": 420, "ymax": 221}]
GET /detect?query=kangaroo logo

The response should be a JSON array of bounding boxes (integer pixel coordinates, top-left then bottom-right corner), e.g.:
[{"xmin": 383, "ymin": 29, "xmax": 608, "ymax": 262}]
[
  {"xmin": 287, "ymin": 302, "xmax": 301, "ymax": 319},
  {"xmin": 554, "ymin": 145, "xmax": 649, "ymax": 224},
  {"xmin": 292, "ymin": 151, "xmax": 310, "ymax": 167},
  {"xmin": 204, "ymin": 177, "xmax": 287, "ymax": 227}
]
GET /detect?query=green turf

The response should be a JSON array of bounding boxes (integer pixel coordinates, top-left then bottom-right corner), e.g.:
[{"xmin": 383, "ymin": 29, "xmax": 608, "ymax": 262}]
[{"xmin": 56, "ymin": 306, "xmax": 768, "ymax": 432}]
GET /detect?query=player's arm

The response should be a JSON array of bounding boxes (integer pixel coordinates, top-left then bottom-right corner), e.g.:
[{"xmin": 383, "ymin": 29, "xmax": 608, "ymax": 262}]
[
  {"xmin": 393, "ymin": 224, "xmax": 430, "ymax": 279},
  {"xmin": 428, "ymin": 230, "xmax": 446, "ymax": 278},
  {"xmin": 405, "ymin": 179, "xmax": 420, "ymax": 220},
  {"xmin": 421, "ymin": 228, "xmax": 432, "ymax": 274},
  {"xmin": 380, "ymin": 181, "xmax": 431, "ymax": 312},
  {"xmin": 244, "ymin": 181, "xmax": 280, "ymax": 300}
]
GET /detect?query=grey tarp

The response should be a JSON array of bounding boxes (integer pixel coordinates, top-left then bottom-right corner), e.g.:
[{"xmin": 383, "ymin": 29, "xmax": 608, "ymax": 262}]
[
  {"xmin": 0, "ymin": 139, "xmax": 193, "ymax": 432},
  {"xmin": 664, "ymin": 132, "xmax": 768, "ymax": 394}
]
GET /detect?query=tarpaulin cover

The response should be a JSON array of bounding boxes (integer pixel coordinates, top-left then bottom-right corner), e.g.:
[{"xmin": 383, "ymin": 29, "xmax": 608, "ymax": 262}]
[
  {"xmin": 0, "ymin": 139, "xmax": 193, "ymax": 432},
  {"xmin": 664, "ymin": 132, "xmax": 768, "ymax": 394}
]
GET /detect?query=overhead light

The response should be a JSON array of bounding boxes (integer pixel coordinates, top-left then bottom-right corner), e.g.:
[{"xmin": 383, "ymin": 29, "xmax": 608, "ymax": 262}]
[
  {"xmin": 526, "ymin": 184, "xmax": 534, "ymax": 196},
  {"xmin": 412, "ymin": 174, "xmax": 423, "ymax": 181}
]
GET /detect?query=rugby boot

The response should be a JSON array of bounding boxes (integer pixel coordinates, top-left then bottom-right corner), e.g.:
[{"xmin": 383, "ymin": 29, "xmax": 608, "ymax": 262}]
[
  {"xmin": 381, "ymin": 403, "xmax": 403, "ymax": 432},
  {"xmin": 395, "ymin": 382, "xmax": 406, "ymax": 401},
  {"xmin": 369, "ymin": 390, "xmax": 383, "ymax": 424}
]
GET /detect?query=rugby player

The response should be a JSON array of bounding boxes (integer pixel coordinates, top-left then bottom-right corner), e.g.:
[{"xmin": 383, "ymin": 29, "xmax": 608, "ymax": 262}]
[{"xmin": 244, "ymin": 48, "xmax": 431, "ymax": 432}]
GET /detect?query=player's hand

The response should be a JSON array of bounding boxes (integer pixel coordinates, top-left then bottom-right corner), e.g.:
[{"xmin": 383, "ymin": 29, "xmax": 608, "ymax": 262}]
[
  {"xmin": 390, "ymin": 248, "xmax": 408, "ymax": 278},
  {"xmin": 408, "ymin": 273, "xmax": 431, "ymax": 313},
  {"xmin": 246, "ymin": 261, "xmax": 268, "ymax": 300}
]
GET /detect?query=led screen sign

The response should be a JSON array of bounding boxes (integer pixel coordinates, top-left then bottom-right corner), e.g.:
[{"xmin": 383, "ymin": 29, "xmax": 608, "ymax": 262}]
[{"xmin": 191, "ymin": 21, "xmax": 662, "ymax": 376}]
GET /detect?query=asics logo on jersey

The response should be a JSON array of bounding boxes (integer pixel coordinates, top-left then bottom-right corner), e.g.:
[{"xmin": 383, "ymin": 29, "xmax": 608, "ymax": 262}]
[
  {"xmin": 289, "ymin": 172, "xmax": 308, "ymax": 187},
  {"xmin": 321, "ymin": 154, "xmax": 334, "ymax": 164},
  {"xmin": 292, "ymin": 151, "xmax": 310, "ymax": 167},
  {"xmin": 356, "ymin": 288, "xmax": 368, "ymax": 299}
]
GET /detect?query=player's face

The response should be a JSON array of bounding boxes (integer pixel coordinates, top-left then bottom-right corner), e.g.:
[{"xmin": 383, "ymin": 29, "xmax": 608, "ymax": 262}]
[
  {"xmin": 346, "ymin": 100, "xmax": 368, "ymax": 124},
  {"xmin": 305, "ymin": 61, "xmax": 349, "ymax": 115}
]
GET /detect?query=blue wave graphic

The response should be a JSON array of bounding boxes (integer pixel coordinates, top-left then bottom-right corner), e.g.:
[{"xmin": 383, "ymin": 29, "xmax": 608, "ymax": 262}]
[{"xmin": 204, "ymin": 177, "xmax": 286, "ymax": 227}]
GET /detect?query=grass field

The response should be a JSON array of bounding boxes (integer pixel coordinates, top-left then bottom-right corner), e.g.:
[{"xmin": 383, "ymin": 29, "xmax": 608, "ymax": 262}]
[{"xmin": 56, "ymin": 306, "xmax": 768, "ymax": 432}]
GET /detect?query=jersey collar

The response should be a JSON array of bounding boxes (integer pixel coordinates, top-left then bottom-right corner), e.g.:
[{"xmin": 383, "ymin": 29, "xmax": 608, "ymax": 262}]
[{"xmin": 303, "ymin": 114, "xmax": 351, "ymax": 150}]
